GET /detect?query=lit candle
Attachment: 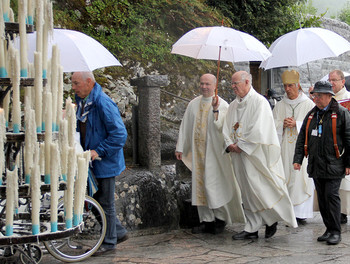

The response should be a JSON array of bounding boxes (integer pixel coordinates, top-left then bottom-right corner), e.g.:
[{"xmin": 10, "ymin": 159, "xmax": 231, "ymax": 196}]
[
  {"xmin": 11, "ymin": 49, "xmax": 21, "ymax": 133},
  {"xmin": 0, "ymin": 109, "xmax": 5, "ymax": 185},
  {"xmin": 50, "ymin": 142, "xmax": 59, "ymax": 232},
  {"xmin": 24, "ymin": 107, "xmax": 36, "ymax": 184},
  {"xmin": 59, "ymin": 119, "xmax": 68, "ymax": 181},
  {"xmin": 31, "ymin": 142, "xmax": 41, "ymax": 235},
  {"xmin": 19, "ymin": 0, "xmax": 28, "ymax": 77},
  {"xmin": 44, "ymin": 92, "xmax": 52, "ymax": 183},
  {"xmin": 65, "ymin": 147, "xmax": 76, "ymax": 229},
  {"xmin": 34, "ymin": 52, "xmax": 42, "ymax": 132},
  {"xmin": 50, "ymin": 45, "xmax": 58, "ymax": 132}
]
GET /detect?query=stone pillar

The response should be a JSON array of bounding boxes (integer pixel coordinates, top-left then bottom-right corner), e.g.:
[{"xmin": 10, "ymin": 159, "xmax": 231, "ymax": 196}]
[{"xmin": 130, "ymin": 75, "xmax": 168, "ymax": 171}]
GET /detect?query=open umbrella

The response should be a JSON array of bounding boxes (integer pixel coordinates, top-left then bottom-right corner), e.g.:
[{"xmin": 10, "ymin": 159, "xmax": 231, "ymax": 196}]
[
  {"xmin": 171, "ymin": 26, "xmax": 271, "ymax": 95},
  {"xmin": 260, "ymin": 28, "xmax": 350, "ymax": 70},
  {"xmin": 16, "ymin": 29, "xmax": 121, "ymax": 72}
]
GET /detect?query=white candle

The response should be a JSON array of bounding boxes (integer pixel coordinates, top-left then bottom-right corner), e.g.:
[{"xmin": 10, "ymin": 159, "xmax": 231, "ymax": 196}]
[
  {"xmin": 65, "ymin": 98, "xmax": 77, "ymax": 148},
  {"xmin": 65, "ymin": 147, "xmax": 75, "ymax": 228},
  {"xmin": 50, "ymin": 142, "xmax": 59, "ymax": 232},
  {"xmin": 50, "ymin": 45, "xmax": 58, "ymax": 132},
  {"xmin": 2, "ymin": 0, "xmax": 10, "ymax": 22},
  {"xmin": 19, "ymin": 0, "xmax": 28, "ymax": 77},
  {"xmin": 27, "ymin": 0, "xmax": 34, "ymax": 25},
  {"xmin": 11, "ymin": 49, "xmax": 21, "ymax": 133},
  {"xmin": 0, "ymin": 109, "xmax": 6, "ymax": 185},
  {"xmin": 57, "ymin": 65, "xmax": 63, "ymax": 132},
  {"xmin": 44, "ymin": 92, "xmax": 52, "ymax": 183},
  {"xmin": 59, "ymin": 119, "xmax": 68, "ymax": 181},
  {"xmin": 42, "ymin": 0, "xmax": 53, "ymax": 79},
  {"xmin": 39, "ymin": 142, "xmax": 45, "ymax": 176},
  {"xmin": 24, "ymin": 106, "xmax": 36, "ymax": 184},
  {"xmin": 35, "ymin": 0, "xmax": 43, "ymax": 54},
  {"xmin": 0, "ymin": 6, "xmax": 7, "ymax": 78},
  {"xmin": 31, "ymin": 142, "xmax": 41, "ymax": 235},
  {"xmin": 74, "ymin": 156, "xmax": 88, "ymax": 225},
  {"xmin": 8, "ymin": 8, "xmax": 14, "ymax": 22},
  {"xmin": 5, "ymin": 168, "xmax": 16, "ymax": 236},
  {"xmin": 34, "ymin": 52, "xmax": 42, "ymax": 132}
]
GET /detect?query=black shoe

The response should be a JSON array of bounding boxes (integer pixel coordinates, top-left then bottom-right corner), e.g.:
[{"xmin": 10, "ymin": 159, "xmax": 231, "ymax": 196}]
[
  {"xmin": 92, "ymin": 246, "xmax": 116, "ymax": 257},
  {"xmin": 327, "ymin": 234, "xmax": 341, "ymax": 245},
  {"xmin": 117, "ymin": 234, "xmax": 129, "ymax": 244},
  {"xmin": 341, "ymin": 213, "xmax": 348, "ymax": 224},
  {"xmin": 232, "ymin": 230, "xmax": 258, "ymax": 240},
  {"xmin": 191, "ymin": 221, "xmax": 215, "ymax": 234},
  {"xmin": 213, "ymin": 218, "xmax": 226, "ymax": 234},
  {"xmin": 265, "ymin": 222, "xmax": 278, "ymax": 238},
  {"xmin": 317, "ymin": 231, "xmax": 331, "ymax": 242},
  {"xmin": 296, "ymin": 218, "xmax": 307, "ymax": 225}
]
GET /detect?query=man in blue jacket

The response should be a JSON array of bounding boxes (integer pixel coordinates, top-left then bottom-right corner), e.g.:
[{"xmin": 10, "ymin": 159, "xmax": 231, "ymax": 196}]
[{"xmin": 72, "ymin": 71, "xmax": 128, "ymax": 256}]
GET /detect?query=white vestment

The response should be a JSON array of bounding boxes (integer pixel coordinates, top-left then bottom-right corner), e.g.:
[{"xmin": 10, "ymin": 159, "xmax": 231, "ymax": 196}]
[
  {"xmin": 273, "ymin": 92, "xmax": 315, "ymax": 219},
  {"xmin": 334, "ymin": 87, "xmax": 350, "ymax": 214},
  {"xmin": 176, "ymin": 95, "xmax": 245, "ymax": 224},
  {"xmin": 223, "ymin": 88, "xmax": 297, "ymax": 232}
]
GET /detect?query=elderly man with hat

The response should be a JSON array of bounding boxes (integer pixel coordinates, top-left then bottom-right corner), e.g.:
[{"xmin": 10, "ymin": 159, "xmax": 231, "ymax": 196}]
[
  {"xmin": 273, "ymin": 70, "xmax": 315, "ymax": 225},
  {"xmin": 293, "ymin": 81, "xmax": 350, "ymax": 245}
]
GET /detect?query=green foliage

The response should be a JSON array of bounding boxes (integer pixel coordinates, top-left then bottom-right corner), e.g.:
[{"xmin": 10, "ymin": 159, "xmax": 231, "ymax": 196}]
[
  {"xmin": 339, "ymin": 2, "xmax": 350, "ymax": 25},
  {"xmin": 205, "ymin": 0, "xmax": 323, "ymax": 45}
]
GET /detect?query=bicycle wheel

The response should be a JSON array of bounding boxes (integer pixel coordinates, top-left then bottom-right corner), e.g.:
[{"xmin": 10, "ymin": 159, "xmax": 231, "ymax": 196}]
[{"xmin": 43, "ymin": 195, "xmax": 107, "ymax": 262}]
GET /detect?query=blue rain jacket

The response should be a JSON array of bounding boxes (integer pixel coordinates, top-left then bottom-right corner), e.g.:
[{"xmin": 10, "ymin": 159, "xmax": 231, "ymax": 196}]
[{"xmin": 75, "ymin": 82, "xmax": 127, "ymax": 178}]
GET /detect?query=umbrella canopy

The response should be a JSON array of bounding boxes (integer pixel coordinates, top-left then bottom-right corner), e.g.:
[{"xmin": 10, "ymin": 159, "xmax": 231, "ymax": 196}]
[
  {"xmin": 16, "ymin": 29, "xmax": 121, "ymax": 72},
  {"xmin": 260, "ymin": 28, "xmax": 350, "ymax": 70},
  {"xmin": 171, "ymin": 26, "xmax": 271, "ymax": 63}
]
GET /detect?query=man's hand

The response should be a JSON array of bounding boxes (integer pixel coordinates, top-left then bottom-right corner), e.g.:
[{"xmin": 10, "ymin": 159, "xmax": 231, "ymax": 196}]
[
  {"xmin": 283, "ymin": 117, "xmax": 296, "ymax": 128},
  {"xmin": 212, "ymin": 95, "xmax": 219, "ymax": 110},
  {"xmin": 227, "ymin": 144, "xmax": 242, "ymax": 153},
  {"xmin": 90, "ymin": 150, "xmax": 100, "ymax": 161},
  {"xmin": 346, "ymin": 167, "xmax": 350, "ymax": 175},
  {"xmin": 175, "ymin": 151, "xmax": 182, "ymax": 160},
  {"xmin": 293, "ymin": 163, "xmax": 301, "ymax": 171}
]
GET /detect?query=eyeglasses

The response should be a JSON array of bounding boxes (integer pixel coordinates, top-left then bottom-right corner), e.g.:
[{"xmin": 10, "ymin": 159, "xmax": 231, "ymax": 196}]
[
  {"xmin": 327, "ymin": 79, "xmax": 343, "ymax": 82},
  {"xmin": 232, "ymin": 81, "xmax": 242, "ymax": 86}
]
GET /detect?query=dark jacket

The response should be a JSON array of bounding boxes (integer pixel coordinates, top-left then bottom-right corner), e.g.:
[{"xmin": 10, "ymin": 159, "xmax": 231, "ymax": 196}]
[
  {"xmin": 293, "ymin": 98, "xmax": 350, "ymax": 179},
  {"xmin": 76, "ymin": 82, "xmax": 127, "ymax": 178}
]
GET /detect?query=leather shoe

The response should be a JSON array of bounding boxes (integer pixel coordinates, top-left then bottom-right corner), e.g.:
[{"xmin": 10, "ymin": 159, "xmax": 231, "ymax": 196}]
[
  {"xmin": 213, "ymin": 218, "xmax": 226, "ymax": 234},
  {"xmin": 232, "ymin": 231, "xmax": 258, "ymax": 240},
  {"xmin": 192, "ymin": 221, "xmax": 215, "ymax": 234},
  {"xmin": 117, "ymin": 234, "xmax": 129, "ymax": 244},
  {"xmin": 327, "ymin": 234, "xmax": 341, "ymax": 245},
  {"xmin": 92, "ymin": 246, "xmax": 116, "ymax": 257},
  {"xmin": 265, "ymin": 222, "xmax": 278, "ymax": 238},
  {"xmin": 341, "ymin": 213, "xmax": 348, "ymax": 224},
  {"xmin": 317, "ymin": 231, "xmax": 331, "ymax": 242}
]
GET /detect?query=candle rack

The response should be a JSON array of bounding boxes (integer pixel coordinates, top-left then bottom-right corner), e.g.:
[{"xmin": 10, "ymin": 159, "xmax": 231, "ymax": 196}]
[{"xmin": 4, "ymin": 22, "xmax": 34, "ymax": 36}]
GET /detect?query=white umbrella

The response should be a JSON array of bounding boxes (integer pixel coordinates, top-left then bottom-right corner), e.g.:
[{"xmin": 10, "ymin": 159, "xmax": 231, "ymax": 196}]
[
  {"xmin": 171, "ymin": 26, "xmax": 271, "ymax": 63},
  {"xmin": 171, "ymin": 26, "xmax": 271, "ymax": 95},
  {"xmin": 260, "ymin": 28, "xmax": 350, "ymax": 70},
  {"xmin": 16, "ymin": 29, "xmax": 121, "ymax": 72}
]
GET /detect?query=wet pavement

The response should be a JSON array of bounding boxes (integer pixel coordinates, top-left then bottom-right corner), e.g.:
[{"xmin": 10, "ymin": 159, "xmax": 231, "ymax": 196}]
[{"xmin": 41, "ymin": 212, "xmax": 350, "ymax": 263}]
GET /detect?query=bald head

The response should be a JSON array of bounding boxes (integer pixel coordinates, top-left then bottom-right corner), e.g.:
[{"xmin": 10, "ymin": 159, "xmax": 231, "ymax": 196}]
[
  {"xmin": 71, "ymin": 71, "xmax": 96, "ymax": 99},
  {"xmin": 199, "ymin": 73, "xmax": 217, "ymax": 98}
]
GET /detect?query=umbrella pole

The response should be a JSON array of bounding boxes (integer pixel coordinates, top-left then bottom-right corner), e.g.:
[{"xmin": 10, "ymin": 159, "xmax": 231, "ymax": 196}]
[
  {"xmin": 307, "ymin": 62, "xmax": 313, "ymax": 87},
  {"xmin": 215, "ymin": 46, "xmax": 222, "ymax": 97}
]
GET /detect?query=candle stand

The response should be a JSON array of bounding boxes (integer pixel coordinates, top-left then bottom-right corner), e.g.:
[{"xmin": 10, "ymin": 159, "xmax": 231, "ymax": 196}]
[{"xmin": 0, "ymin": 22, "xmax": 106, "ymax": 263}]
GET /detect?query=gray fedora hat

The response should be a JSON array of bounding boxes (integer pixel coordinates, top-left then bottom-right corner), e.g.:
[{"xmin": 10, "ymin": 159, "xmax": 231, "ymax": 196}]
[{"xmin": 311, "ymin": 80, "xmax": 335, "ymax": 96}]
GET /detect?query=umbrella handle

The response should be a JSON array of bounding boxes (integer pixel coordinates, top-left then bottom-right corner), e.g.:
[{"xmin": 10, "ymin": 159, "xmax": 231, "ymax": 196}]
[{"xmin": 215, "ymin": 46, "xmax": 222, "ymax": 97}]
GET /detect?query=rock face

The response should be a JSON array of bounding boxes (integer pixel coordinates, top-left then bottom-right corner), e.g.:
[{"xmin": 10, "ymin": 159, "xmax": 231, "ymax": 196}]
[{"xmin": 115, "ymin": 164, "xmax": 197, "ymax": 231}]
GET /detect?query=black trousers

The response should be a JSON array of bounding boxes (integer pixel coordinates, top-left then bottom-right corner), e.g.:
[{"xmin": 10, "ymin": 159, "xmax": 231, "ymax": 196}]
[{"xmin": 313, "ymin": 178, "xmax": 342, "ymax": 235}]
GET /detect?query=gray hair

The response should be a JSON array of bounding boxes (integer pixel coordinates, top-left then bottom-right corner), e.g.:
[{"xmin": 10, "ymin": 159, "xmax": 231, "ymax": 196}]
[
  {"xmin": 80, "ymin": 71, "xmax": 96, "ymax": 82},
  {"xmin": 241, "ymin": 72, "xmax": 252, "ymax": 83}
]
